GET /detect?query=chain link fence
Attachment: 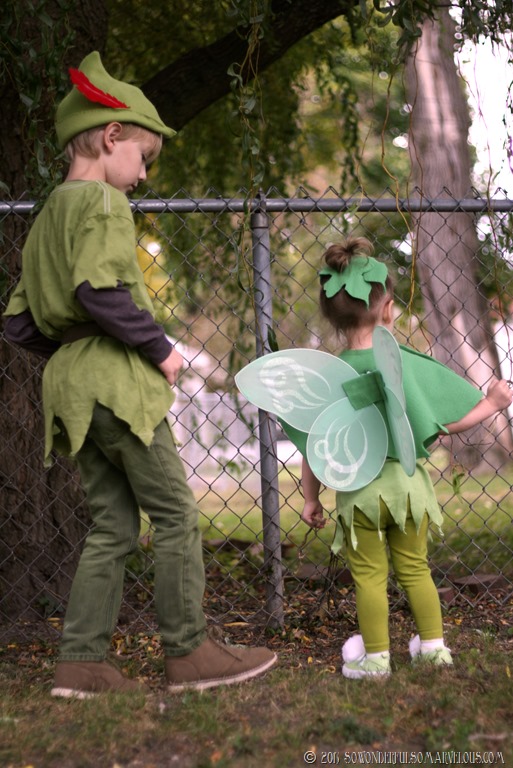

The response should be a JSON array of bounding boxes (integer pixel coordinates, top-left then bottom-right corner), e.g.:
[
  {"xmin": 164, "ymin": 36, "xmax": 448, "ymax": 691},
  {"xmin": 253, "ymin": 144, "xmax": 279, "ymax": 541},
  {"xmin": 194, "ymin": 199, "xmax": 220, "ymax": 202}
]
[{"xmin": 1, "ymin": 188, "xmax": 513, "ymax": 643}]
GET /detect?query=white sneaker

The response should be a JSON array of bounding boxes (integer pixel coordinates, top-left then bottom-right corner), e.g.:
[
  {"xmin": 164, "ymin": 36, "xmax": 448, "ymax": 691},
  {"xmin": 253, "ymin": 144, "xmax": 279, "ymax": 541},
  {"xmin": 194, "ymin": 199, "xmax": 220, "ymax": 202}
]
[
  {"xmin": 409, "ymin": 635, "xmax": 453, "ymax": 666},
  {"xmin": 342, "ymin": 652, "xmax": 391, "ymax": 680}
]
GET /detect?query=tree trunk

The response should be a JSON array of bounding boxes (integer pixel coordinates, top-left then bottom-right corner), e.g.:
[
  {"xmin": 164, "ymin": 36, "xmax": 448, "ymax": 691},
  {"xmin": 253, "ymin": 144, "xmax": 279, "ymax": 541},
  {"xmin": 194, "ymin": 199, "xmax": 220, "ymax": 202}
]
[
  {"xmin": 0, "ymin": 0, "xmax": 108, "ymax": 621},
  {"xmin": 405, "ymin": 7, "xmax": 512, "ymax": 470}
]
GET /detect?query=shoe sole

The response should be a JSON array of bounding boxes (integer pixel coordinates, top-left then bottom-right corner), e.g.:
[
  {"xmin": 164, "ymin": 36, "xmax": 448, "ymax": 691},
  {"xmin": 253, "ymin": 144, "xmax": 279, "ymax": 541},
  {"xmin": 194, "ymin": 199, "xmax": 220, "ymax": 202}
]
[
  {"xmin": 51, "ymin": 687, "xmax": 98, "ymax": 699},
  {"xmin": 51, "ymin": 685, "xmax": 144, "ymax": 699},
  {"xmin": 167, "ymin": 652, "xmax": 278, "ymax": 692},
  {"xmin": 342, "ymin": 664, "xmax": 390, "ymax": 680}
]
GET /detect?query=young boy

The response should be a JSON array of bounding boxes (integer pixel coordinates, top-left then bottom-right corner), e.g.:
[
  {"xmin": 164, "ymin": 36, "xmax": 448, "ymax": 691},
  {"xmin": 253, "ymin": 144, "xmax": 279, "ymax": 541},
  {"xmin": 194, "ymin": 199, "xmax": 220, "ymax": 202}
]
[{"xmin": 3, "ymin": 51, "xmax": 277, "ymax": 697}]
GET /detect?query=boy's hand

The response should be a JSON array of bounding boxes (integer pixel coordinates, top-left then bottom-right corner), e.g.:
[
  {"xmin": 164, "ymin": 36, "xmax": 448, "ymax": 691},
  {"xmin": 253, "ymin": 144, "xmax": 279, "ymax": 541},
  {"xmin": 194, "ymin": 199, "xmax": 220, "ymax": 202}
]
[
  {"xmin": 301, "ymin": 500, "xmax": 328, "ymax": 530},
  {"xmin": 486, "ymin": 378, "xmax": 513, "ymax": 411},
  {"xmin": 158, "ymin": 347, "xmax": 184, "ymax": 386}
]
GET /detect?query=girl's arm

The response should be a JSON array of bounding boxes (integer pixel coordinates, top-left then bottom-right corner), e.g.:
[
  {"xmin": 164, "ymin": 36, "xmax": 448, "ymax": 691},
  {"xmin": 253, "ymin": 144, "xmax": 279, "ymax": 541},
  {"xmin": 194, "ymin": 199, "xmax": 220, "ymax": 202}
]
[
  {"xmin": 300, "ymin": 457, "xmax": 328, "ymax": 529},
  {"xmin": 443, "ymin": 378, "xmax": 513, "ymax": 434}
]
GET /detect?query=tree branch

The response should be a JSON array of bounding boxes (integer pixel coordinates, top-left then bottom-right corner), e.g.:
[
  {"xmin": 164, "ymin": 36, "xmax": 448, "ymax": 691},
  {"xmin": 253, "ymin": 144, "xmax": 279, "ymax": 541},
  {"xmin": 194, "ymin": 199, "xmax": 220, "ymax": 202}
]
[{"xmin": 142, "ymin": 0, "xmax": 356, "ymax": 130}]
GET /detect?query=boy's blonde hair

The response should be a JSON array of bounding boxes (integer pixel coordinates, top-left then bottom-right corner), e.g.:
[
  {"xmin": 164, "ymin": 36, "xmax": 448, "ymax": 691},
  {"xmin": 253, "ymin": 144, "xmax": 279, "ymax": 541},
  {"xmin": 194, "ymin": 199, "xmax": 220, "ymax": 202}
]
[{"xmin": 65, "ymin": 123, "xmax": 163, "ymax": 163}]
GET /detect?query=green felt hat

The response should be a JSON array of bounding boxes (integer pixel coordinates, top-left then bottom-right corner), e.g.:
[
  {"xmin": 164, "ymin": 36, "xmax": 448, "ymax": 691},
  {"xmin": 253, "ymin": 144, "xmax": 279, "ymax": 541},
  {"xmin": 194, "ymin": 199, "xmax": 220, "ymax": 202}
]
[{"xmin": 55, "ymin": 51, "xmax": 175, "ymax": 148}]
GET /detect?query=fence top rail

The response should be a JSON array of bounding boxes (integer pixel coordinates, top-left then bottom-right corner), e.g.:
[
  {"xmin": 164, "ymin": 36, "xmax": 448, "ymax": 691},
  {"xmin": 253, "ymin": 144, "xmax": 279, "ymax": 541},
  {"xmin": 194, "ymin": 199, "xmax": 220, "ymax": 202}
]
[{"xmin": 2, "ymin": 196, "xmax": 513, "ymax": 216}]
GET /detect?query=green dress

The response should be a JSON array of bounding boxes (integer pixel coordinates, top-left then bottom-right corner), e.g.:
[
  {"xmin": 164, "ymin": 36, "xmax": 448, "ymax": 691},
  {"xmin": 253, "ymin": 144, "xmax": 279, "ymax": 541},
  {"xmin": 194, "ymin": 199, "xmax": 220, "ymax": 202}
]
[
  {"xmin": 333, "ymin": 345, "xmax": 482, "ymax": 549},
  {"xmin": 4, "ymin": 180, "xmax": 173, "ymax": 464}
]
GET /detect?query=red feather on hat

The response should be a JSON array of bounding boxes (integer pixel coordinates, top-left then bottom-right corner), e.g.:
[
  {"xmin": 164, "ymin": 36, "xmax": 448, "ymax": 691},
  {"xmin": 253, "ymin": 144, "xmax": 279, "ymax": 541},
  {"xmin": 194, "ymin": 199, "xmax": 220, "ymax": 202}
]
[{"xmin": 69, "ymin": 68, "xmax": 129, "ymax": 109}]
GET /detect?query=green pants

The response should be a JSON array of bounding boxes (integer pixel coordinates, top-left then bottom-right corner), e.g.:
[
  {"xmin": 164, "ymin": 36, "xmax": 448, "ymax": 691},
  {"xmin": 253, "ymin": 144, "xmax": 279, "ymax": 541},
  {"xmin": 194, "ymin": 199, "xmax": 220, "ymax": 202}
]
[
  {"xmin": 343, "ymin": 503, "xmax": 443, "ymax": 653},
  {"xmin": 59, "ymin": 403, "xmax": 207, "ymax": 661}
]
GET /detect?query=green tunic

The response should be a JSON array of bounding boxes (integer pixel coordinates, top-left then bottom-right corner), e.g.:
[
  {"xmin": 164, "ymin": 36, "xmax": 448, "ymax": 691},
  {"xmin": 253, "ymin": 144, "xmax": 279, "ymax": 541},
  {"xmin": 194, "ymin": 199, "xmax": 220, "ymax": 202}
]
[
  {"xmin": 4, "ymin": 180, "xmax": 173, "ymax": 464},
  {"xmin": 334, "ymin": 345, "xmax": 482, "ymax": 549}
]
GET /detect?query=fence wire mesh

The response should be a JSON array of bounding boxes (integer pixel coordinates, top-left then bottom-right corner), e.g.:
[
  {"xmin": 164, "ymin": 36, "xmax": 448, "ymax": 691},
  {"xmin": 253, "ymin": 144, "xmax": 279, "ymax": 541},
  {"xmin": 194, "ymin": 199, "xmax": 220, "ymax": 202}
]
[{"xmin": 1, "ymin": 188, "xmax": 513, "ymax": 643}]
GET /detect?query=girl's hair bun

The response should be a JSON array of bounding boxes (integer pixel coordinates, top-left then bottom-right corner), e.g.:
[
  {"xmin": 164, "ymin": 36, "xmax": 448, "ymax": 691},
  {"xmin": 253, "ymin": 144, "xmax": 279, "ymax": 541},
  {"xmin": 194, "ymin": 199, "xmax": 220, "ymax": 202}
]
[{"xmin": 324, "ymin": 237, "xmax": 374, "ymax": 272}]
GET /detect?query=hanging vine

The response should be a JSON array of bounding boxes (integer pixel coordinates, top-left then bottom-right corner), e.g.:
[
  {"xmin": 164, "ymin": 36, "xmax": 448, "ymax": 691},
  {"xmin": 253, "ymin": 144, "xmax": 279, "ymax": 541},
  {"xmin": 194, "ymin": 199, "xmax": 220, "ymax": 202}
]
[
  {"xmin": 225, "ymin": 1, "xmax": 270, "ymax": 360},
  {"xmin": 226, "ymin": 0, "xmax": 268, "ymax": 193}
]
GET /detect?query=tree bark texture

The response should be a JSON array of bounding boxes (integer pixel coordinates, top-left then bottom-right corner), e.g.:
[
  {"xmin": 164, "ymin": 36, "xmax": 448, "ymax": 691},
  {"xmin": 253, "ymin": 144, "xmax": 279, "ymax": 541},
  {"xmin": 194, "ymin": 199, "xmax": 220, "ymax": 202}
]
[
  {"xmin": 405, "ymin": 7, "xmax": 512, "ymax": 469},
  {"xmin": 0, "ymin": 0, "xmax": 107, "ymax": 621}
]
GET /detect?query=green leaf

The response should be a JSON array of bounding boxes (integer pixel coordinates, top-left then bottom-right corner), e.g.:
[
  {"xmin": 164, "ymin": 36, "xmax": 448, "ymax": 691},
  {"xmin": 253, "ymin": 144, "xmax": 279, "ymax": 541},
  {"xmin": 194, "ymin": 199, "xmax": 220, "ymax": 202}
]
[
  {"xmin": 267, "ymin": 326, "xmax": 279, "ymax": 352},
  {"xmin": 451, "ymin": 468, "xmax": 466, "ymax": 496}
]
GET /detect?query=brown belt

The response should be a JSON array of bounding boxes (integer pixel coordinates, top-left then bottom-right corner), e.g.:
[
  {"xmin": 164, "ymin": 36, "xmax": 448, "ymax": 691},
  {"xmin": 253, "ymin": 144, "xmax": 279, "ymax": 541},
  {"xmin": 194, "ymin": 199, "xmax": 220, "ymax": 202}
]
[{"xmin": 61, "ymin": 322, "xmax": 109, "ymax": 344}]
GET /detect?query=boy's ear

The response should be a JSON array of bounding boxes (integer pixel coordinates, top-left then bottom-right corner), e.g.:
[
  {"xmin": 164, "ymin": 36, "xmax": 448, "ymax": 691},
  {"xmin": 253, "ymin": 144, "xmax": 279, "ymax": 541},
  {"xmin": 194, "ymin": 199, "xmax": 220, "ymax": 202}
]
[{"xmin": 103, "ymin": 122, "xmax": 123, "ymax": 150}]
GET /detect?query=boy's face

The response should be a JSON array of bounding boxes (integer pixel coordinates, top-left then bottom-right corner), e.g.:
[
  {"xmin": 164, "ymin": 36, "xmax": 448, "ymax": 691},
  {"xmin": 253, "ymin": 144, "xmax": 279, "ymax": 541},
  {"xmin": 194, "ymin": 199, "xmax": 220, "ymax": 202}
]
[{"xmin": 105, "ymin": 134, "xmax": 156, "ymax": 194}]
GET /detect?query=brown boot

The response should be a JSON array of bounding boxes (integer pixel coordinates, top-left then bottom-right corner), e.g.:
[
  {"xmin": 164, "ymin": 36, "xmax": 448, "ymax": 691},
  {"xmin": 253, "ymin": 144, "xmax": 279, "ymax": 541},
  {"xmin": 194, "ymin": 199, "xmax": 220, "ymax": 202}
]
[
  {"xmin": 165, "ymin": 637, "xmax": 277, "ymax": 692},
  {"xmin": 51, "ymin": 661, "xmax": 146, "ymax": 699}
]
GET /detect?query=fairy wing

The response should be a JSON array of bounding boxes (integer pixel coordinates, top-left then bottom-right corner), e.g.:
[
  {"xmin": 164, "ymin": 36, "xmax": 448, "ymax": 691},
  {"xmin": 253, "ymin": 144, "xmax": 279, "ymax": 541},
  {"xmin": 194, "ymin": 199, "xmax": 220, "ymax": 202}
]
[
  {"xmin": 306, "ymin": 398, "xmax": 389, "ymax": 491},
  {"xmin": 372, "ymin": 326, "xmax": 417, "ymax": 477},
  {"xmin": 234, "ymin": 349, "xmax": 359, "ymax": 432},
  {"xmin": 235, "ymin": 334, "xmax": 416, "ymax": 490},
  {"xmin": 235, "ymin": 348, "xmax": 390, "ymax": 491}
]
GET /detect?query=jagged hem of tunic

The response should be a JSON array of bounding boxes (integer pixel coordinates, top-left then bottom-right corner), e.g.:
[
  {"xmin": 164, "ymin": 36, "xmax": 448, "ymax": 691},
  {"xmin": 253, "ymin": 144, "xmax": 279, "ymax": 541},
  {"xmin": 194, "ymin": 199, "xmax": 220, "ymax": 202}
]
[
  {"xmin": 331, "ymin": 467, "xmax": 443, "ymax": 554},
  {"xmin": 43, "ymin": 397, "xmax": 172, "ymax": 466}
]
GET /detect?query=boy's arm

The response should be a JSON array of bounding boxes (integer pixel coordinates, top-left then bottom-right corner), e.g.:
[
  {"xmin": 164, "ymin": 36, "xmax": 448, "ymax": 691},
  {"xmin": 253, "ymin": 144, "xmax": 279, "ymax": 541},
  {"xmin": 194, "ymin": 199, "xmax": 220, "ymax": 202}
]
[
  {"xmin": 75, "ymin": 281, "xmax": 173, "ymax": 364},
  {"xmin": 75, "ymin": 281, "xmax": 183, "ymax": 386},
  {"xmin": 443, "ymin": 378, "xmax": 513, "ymax": 434},
  {"xmin": 300, "ymin": 457, "xmax": 327, "ymax": 529},
  {"xmin": 3, "ymin": 311, "xmax": 60, "ymax": 358}
]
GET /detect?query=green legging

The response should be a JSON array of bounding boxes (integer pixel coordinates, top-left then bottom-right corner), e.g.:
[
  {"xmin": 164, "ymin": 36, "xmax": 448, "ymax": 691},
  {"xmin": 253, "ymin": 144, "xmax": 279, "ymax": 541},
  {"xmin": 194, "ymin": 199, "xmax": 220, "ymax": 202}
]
[{"xmin": 343, "ymin": 502, "xmax": 443, "ymax": 653}]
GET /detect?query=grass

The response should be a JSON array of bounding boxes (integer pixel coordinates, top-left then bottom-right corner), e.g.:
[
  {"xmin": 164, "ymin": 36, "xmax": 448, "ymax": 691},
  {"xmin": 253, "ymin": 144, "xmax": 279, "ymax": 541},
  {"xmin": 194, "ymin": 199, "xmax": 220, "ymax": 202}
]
[
  {"xmin": 1, "ymin": 622, "xmax": 512, "ymax": 768},
  {"xmin": 3, "ymin": 453, "xmax": 511, "ymax": 767}
]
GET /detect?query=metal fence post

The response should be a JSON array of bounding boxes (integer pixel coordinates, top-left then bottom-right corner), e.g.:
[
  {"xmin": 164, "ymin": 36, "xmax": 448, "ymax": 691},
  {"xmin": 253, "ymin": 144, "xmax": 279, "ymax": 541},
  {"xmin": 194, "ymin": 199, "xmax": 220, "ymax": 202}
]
[{"xmin": 250, "ymin": 193, "xmax": 285, "ymax": 629}]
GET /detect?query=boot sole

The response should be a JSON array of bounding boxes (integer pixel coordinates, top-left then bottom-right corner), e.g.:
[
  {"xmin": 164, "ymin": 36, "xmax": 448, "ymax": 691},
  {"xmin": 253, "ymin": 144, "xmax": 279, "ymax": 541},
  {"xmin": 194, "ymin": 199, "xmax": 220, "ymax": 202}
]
[
  {"xmin": 51, "ymin": 684, "xmax": 144, "ymax": 698},
  {"xmin": 51, "ymin": 687, "xmax": 98, "ymax": 699},
  {"xmin": 167, "ymin": 652, "xmax": 278, "ymax": 692}
]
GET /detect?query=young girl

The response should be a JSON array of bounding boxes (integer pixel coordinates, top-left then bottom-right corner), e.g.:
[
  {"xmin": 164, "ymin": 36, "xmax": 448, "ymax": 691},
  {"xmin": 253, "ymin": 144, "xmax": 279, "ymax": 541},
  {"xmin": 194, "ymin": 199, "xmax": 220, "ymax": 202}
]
[{"xmin": 301, "ymin": 237, "xmax": 512, "ymax": 679}]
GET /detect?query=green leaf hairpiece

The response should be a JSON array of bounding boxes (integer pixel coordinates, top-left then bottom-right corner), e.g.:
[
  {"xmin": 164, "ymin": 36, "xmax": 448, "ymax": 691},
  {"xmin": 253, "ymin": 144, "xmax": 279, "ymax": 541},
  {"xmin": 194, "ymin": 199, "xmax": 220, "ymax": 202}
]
[{"xmin": 319, "ymin": 256, "xmax": 388, "ymax": 307}]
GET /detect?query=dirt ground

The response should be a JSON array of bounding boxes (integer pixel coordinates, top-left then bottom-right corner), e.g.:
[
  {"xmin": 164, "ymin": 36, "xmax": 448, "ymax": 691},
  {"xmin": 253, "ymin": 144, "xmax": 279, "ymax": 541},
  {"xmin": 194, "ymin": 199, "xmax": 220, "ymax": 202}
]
[{"xmin": 3, "ymin": 580, "xmax": 512, "ymax": 677}]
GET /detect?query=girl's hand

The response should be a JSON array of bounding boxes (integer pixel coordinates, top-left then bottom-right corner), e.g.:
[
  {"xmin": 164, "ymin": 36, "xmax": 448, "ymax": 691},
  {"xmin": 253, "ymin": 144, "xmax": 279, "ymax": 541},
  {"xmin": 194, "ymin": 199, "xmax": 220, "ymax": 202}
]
[
  {"xmin": 158, "ymin": 347, "xmax": 184, "ymax": 386},
  {"xmin": 486, "ymin": 378, "xmax": 513, "ymax": 411},
  {"xmin": 301, "ymin": 500, "xmax": 328, "ymax": 529},
  {"xmin": 445, "ymin": 377, "xmax": 513, "ymax": 434}
]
